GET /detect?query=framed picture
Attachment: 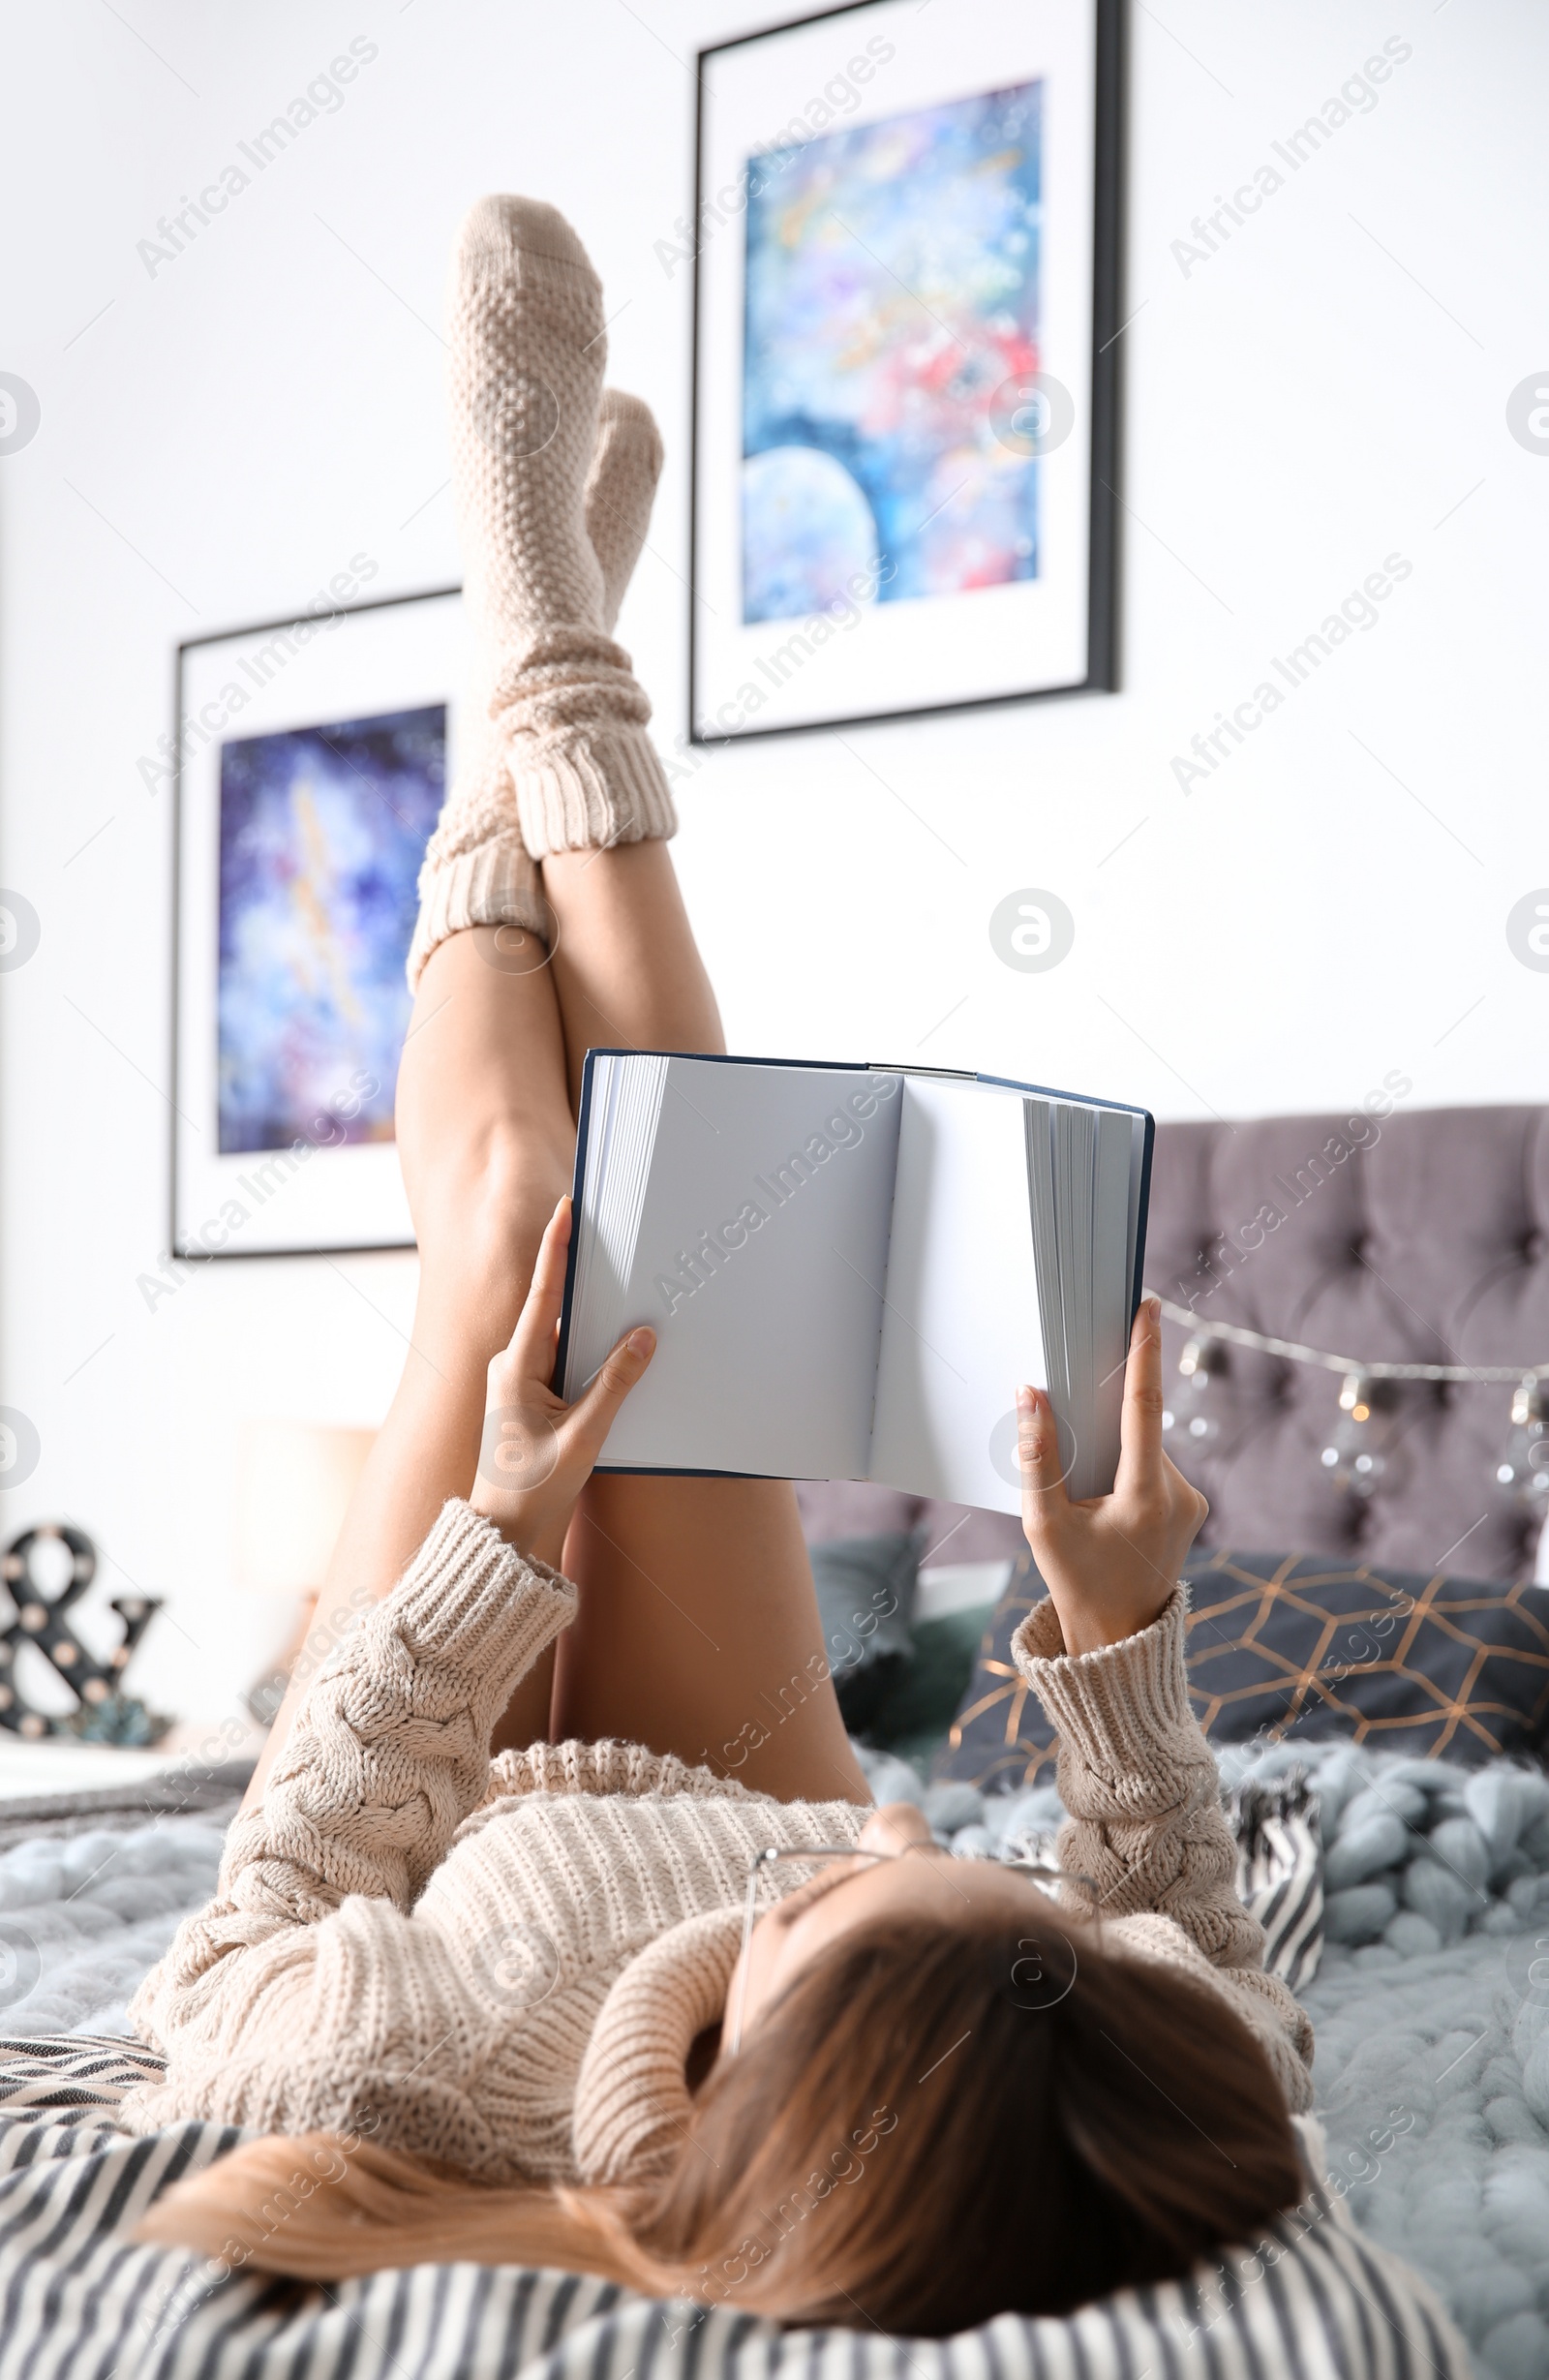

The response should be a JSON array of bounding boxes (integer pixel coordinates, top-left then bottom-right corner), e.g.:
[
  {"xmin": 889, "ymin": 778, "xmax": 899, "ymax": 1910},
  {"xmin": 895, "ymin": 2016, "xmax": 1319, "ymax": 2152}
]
[
  {"xmin": 171, "ymin": 586, "xmax": 464, "ymax": 1258},
  {"xmin": 689, "ymin": 0, "xmax": 1121, "ymax": 743}
]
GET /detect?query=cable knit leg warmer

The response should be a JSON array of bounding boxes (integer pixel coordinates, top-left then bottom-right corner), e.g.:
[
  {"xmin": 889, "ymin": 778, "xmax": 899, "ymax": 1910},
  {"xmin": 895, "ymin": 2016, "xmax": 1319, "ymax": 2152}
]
[
  {"xmin": 408, "ymin": 734, "xmax": 548, "ymax": 991},
  {"xmin": 408, "ymin": 200, "xmax": 677, "ymax": 987}
]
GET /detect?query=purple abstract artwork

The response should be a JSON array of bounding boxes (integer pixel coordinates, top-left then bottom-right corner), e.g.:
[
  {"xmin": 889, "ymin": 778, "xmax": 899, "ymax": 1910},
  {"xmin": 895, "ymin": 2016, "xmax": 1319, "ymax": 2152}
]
[
  {"xmin": 216, "ymin": 706, "xmax": 443, "ymax": 1154},
  {"xmin": 742, "ymin": 79, "xmax": 1043, "ymax": 624}
]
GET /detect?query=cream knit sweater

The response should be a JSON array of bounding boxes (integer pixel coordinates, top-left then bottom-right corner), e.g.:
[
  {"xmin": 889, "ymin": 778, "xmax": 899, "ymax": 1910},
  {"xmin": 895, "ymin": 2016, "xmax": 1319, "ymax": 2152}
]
[{"xmin": 123, "ymin": 1503, "xmax": 1312, "ymax": 2184}]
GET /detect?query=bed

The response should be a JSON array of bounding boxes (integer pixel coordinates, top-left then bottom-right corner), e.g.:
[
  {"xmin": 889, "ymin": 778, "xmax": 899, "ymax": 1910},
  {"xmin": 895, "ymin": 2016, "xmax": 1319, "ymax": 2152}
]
[
  {"xmin": 4, "ymin": 1100, "xmax": 1547, "ymax": 2377},
  {"xmin": 0, "ymin": 1701, "xmax": 1513, "ymax": 2377}
]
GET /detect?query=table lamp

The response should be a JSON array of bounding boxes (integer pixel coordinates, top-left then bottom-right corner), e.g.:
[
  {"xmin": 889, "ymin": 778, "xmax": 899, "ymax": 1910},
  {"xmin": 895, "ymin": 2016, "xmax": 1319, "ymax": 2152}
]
[{"xmin": 236, "ymin": 1421, "xmax": 376, "ymax": 1725}]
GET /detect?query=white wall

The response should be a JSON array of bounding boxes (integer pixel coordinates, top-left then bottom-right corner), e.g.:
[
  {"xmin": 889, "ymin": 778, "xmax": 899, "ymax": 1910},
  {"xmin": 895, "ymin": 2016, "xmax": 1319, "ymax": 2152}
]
[{"xmin": 2, "ymin": 0, "xmax": 1545, "ymax": 1725}]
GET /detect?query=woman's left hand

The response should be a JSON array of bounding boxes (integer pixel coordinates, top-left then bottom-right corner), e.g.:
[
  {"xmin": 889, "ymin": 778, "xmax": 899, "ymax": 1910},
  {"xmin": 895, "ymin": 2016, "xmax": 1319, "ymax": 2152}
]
[
  {"xmin": 470, "ymin": 1196, "xmax": 655, "ymax": 1566},
  {"xmin": 1016, "ymin": 1295, "xmax": 1208, "ymax": 1656}
]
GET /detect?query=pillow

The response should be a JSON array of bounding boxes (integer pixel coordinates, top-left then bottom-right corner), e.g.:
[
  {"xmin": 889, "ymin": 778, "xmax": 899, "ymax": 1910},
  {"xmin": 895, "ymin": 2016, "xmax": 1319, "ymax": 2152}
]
[
  {"xmin": 808, "ymin": 1530, "xmax": 923, "ymax": 1732},
  {"xmin": 1185, "ymin": 1548, "xmax": 1549, "ymax": 1765},
  {"xmin": 932, "ymin": 1557, "xmax": 1056, "ymax": 1791},
  {"xmin": 861, "ymin": 1600, "xmax": 1000, "ymax": 1769},
  {"xmin": 934, "ymin": 1547, "xmax": 1549, "ymax": 1790}
]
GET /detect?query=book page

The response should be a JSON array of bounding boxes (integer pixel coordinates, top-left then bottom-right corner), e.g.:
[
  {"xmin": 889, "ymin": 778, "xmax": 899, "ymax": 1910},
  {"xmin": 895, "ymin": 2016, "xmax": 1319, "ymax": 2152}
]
[
  {"xmin": 866, "ymin": 1077, "xmax": 1045, "ymax": 1514},
  {"xmin": 565, "ymin": 1053, "xmax": 670, "ymax": 1396},
  {"xmin": 1126, "ymin": 1112, "xmax": 1148, "ymax": 1304},
  {"xmin": 584, "ymin": 1057, "xmax": 904, "ymax": 1479},
  {"xmin": 1085, "ymin": 1105, "xmax": 1137, "ymax": 1497},
  {"xmin": 1025, "ymin": 1100, "xmax": 1134, "ymax": 1504}
]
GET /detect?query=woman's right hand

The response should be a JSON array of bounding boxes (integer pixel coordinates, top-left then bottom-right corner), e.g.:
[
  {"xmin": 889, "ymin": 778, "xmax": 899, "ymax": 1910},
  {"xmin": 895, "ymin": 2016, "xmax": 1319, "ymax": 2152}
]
[
  {"xmin": 1016, "ymin": 1295, "xmax": 1208, "ymax": 1657},
  {"xmin": 469, "ymin": 1196, "xmax": 655, "ymax": 1569}
]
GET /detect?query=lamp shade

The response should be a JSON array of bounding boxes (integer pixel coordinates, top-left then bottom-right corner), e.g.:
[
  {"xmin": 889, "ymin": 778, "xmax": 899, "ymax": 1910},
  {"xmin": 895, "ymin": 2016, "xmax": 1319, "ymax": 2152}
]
[{"xmin": 235, "ymin": 1422, "xmax": 376, "ymax": 1595}]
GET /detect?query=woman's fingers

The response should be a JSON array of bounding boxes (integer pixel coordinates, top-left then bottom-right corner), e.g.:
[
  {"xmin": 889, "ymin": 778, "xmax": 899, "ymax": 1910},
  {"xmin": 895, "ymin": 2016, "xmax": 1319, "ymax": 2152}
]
[
  {"xmin": 1017, "ymin": 1385, "xmax": 1071, "ymax": 1549},
  {"xmin": 1162, "ymin": 1450, "xmax": 1210, "ymax": 1540},
  {"xmin": 565, "ymin": 1325, "xmax": 656, "ymax": 1463},
  {"xmin": 1113, "ymin": 1296, "xmax": 1165, "ymax": 1501},
  {"xmin": 506, "ymin": 1196, "xmax": 573, "ymax": 1381}
]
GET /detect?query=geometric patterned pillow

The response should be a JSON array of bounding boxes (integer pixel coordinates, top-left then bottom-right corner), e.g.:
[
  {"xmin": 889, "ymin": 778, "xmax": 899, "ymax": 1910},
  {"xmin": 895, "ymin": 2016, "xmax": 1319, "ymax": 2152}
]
[
  {"xmin": 933, "ymin": 1546, "xmax": 1549, "ymax": 1790},
  {"xmin": 1184, "ymin": 1546, "xmax": 1549, "ymax": 1764},
  {"xmin": 931, "ymin": 1554, "xmax": 1062, "ymax": 1792}
]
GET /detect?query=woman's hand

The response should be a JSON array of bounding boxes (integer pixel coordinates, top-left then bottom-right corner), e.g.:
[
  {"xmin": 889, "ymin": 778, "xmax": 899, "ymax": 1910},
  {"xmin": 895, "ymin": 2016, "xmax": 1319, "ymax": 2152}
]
[
  {"xmin": 1017, "ymin": 1295, "xmax": 1208, "ymax": 1656},
  {"xmin": 469, "ymin": 1196, "xmax": 655, "ymax": 1568}
]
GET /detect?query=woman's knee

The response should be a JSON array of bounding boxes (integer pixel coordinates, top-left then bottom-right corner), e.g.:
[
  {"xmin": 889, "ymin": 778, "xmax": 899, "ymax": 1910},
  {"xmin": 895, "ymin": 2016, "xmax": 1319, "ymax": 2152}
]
[{"xmin": 415, "ymin": 1124, "xmax": 570, "ymax": 1307}]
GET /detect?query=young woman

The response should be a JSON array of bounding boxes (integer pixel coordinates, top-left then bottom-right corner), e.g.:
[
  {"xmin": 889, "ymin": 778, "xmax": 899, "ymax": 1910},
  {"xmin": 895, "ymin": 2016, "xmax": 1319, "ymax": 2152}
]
[{"xmin": 128, "ymin": 198, "xmax": 1312, "ymax": 2334}]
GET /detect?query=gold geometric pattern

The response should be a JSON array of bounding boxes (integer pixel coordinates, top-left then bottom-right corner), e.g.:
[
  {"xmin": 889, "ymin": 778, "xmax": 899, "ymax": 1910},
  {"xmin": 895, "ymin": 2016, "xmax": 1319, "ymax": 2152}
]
[
  {"xmin": 935, "ymin": 1548, "xmax": 1549, "ymax": 1792},
  {"xmin": 1185, "ymin": 1549, "xmax": 1549, "ymax": 1759}
]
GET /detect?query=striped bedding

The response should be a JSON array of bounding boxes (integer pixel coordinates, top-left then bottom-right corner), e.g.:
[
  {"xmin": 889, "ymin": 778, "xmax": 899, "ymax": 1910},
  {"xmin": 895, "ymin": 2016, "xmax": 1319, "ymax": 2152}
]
[{"xmin": 0, "ymin": 2035, "xmax": 1467, "ymax": 2380}]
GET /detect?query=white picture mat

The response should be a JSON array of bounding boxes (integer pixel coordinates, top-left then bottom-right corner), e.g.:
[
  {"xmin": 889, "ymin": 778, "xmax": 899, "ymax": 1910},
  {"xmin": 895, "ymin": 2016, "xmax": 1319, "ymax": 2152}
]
[
  {"xmin": 693, "ymin": 0, "xmax": 1098, "ymax": 736},
  {"xmin": 173, "ymin": 591, "xmax": 465, "ymax": 1256},
  {"xmin": 588, "ymin": 1059, "xmax": 903, "ymax": 1478}
]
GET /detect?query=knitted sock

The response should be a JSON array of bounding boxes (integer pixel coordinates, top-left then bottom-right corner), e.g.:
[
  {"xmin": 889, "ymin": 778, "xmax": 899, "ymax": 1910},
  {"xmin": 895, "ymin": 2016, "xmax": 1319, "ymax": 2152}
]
[
  {"xmin": 452, "ymin": 197, "xmax": 675, "ymax": 861},
  {"xmin": 408, "ymin": 202, "xmax": 675, "ymax": 984},
  {"xmin": 585, "ymin": 390, "xmax": 664, "ymax": 635}
]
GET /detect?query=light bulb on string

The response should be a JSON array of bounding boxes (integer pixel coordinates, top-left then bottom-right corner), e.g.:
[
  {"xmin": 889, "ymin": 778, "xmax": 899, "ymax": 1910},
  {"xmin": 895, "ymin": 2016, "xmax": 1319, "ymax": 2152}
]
[
  {"xmin": 1493, "ymin": 1376, "xmax": 1549, "ymax": 1514},
  {"xmin": 1320, "ymin": 1371, "xmax": 1405, "ymax": 1500},
  {"xmin": 1163, "ymin": 1336, "xmax": 1223, "ymax": 1449}
]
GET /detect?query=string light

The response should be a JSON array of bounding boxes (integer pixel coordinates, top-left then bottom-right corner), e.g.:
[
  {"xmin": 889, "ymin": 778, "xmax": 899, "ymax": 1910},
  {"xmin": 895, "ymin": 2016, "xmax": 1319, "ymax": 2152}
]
[
  {"xmin": 1150, "ymin": 1299, "xmax": 1549, "ymax": 1384},
  {"xmin": 1161, "ymin": 1334, "xmax": 1225, "ymax": 1449},
  {"xmin": 1496, "ymin": 1378, "xmax": 1549, "ymax": 1516},
  {"xmin": 1319, "ymin": 1372, "xmax": 1408, "ymax": 1500},
  {"xmin": 1151, "ymin": 1297, "xmax": 1547, "ymax": 1513}
]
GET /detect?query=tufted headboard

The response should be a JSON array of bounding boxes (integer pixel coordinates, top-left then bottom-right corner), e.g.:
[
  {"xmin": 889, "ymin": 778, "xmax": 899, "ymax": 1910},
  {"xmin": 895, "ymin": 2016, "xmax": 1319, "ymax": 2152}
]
[{"xmin": 1146, "ymin": 1103, "xmax": 1549, "ymax": 1583}]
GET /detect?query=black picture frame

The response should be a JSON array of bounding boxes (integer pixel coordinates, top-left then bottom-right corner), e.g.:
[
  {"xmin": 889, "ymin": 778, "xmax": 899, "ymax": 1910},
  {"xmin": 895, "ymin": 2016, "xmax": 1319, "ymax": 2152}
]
[
  {"xmin": 688, "ymin": 0, "xmax": 1125, "ymax": 746},
  {"xmin": 167, "ymin": 582, "xmax": 463, "ymax": 1263}
]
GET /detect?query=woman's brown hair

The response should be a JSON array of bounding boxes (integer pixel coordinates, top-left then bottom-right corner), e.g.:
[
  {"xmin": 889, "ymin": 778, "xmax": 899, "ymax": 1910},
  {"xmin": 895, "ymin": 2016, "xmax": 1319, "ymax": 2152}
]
[{"xmin": 137, "ymin": 1907, "xmax": 1303, "ymax": 2334}]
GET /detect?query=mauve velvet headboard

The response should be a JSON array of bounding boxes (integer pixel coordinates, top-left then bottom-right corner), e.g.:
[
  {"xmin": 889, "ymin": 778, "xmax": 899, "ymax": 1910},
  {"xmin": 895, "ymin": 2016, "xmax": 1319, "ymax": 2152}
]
[
  {"xmin": 1148, "ymin": 1102, "xmax": 1549, "ymax": 1583},
  {"xmin": 798, "ymin": 1104, "xmax": 1549, "ymax": 1585}
]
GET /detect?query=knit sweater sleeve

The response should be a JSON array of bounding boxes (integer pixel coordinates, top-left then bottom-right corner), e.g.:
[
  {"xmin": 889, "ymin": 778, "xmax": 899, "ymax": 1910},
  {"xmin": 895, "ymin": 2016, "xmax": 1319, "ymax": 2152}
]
[
  {"xmin": 126, "ymin": 1500, "xmax": 575, "ymax": 2078},
  {"xmin": 1012, "ymin": 1588, "xmax": 1314, "ymax": 2110}
]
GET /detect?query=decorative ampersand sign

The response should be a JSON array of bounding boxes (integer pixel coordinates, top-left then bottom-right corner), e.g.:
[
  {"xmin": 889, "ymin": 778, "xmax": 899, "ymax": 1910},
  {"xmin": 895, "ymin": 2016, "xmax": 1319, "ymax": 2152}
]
[{"xmin": 0, "ymin": 1524, "xmax": 168, "ymax": 1744}]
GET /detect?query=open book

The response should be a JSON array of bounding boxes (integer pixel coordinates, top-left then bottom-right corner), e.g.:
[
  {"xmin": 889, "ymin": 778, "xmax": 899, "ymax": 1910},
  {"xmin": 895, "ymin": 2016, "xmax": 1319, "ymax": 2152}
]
[{"xmin": 557, "ymin": 1055, "xmax": 1153, "ymax": 1514}]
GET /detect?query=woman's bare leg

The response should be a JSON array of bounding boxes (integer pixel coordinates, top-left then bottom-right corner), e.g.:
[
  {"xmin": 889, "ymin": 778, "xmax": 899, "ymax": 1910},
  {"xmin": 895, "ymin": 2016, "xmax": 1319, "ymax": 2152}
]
[
  {"xmin": 544, "ymin": 842, "xmax": 870, "ymax": 1806},
  {"xmin": 431, "ymin": 197, "xmax": 863, "ymax": 1800},
  {"xmin": 542, "ymin": 840, "xmax": 722, "ymax": 1109},
  {"xmin": 245, "ymin": 865, "xmax": 866, "ymax": 1809},
  {"xmin": 243, "ymin": 926, "xmax": 575, "ymax": 1807},
  {"xmin": 247, "ymin": 195, "xmax": 866, "ymax": 1811},
  {"xmin": 560, "ymin": 1474, "xmax": 869, "ymax": 1804}
]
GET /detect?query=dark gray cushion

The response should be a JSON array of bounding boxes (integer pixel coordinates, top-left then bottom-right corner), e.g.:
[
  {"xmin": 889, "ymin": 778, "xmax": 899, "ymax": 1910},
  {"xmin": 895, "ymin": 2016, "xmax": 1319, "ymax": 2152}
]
[
  {"xmin": 935, "ymin": 1547, "xmax": 1549, "ymax": 1789},
  {"xmin": 809, "ymin": 1530, "xmax": 923, "ymax": 1731}
]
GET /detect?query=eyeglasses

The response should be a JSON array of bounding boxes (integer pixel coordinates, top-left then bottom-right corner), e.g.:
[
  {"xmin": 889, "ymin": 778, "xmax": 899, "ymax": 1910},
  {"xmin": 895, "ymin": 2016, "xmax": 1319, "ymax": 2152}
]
[{"xmin": 728, "ymin": 1840, "xmax": 1095, "ymax": 2055}]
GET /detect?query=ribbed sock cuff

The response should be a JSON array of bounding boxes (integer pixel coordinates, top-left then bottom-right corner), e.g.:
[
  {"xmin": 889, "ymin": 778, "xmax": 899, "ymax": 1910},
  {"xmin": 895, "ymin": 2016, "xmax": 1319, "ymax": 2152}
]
[
  {"xmin": 513, "ymin": 723, "xmax": 679, "ymax": 858},
  {"xmin": 407, "ymin": 832, "xmax": 551, "ymax": 991}
]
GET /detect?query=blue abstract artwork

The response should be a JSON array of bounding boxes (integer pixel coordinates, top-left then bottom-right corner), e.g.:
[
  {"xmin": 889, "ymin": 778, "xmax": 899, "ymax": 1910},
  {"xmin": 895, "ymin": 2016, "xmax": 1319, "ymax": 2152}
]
[
  {"xmin": 216, "ymin": 706, "xmax": 443, "ymax": 1154},
  {"xmin": 742, "ymin": 80, "xmax": 1043, "ymax": 625}
]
